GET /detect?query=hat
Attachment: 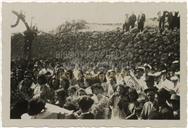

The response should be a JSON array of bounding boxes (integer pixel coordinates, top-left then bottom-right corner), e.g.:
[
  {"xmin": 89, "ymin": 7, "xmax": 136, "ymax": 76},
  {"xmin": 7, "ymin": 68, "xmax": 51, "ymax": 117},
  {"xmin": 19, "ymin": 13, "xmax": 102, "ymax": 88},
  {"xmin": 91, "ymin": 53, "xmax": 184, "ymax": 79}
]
[
  {"xmin": 172, "ymin": 60, "xmax": 179, "ymax": 64},
  {"xmin": 144, "ymin": 86, "xmax": 158, "ymax": 94},
  {"xmin": 175, "ymin": 71, "xmax": 180, "ymax": 75},
  {"xmin": 136, "ymin": 66, "xmax": 145, "ymax": 72},
  {"xmin": 170, "ymin": 76, "xmax": 178, "ymax": 81},
  {"xmin": 161, "ymin": 70, "xmax": 167, "ymax": 74},
  {"xmin": 152, "ymin": 72, "xmax": 162, "ymax": 77},
  {"xmin": 107, "ymin": 69, "xmax": 115, "ymax": 73},
  {"xmin": 170, "ymin": 94, "xmax": 180, "ymax": 101},
  {"xmin": 144, "ymin": 63, "xmax": 152, "ymax": 70}
]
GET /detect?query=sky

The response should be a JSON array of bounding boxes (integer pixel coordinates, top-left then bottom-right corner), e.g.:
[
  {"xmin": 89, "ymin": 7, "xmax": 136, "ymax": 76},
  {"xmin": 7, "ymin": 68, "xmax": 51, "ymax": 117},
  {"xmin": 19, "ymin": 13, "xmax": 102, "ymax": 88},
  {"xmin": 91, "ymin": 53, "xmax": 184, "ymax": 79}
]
[{"xmin": 3, "ymin": 3, "xmax": 182, "ymax": 33}]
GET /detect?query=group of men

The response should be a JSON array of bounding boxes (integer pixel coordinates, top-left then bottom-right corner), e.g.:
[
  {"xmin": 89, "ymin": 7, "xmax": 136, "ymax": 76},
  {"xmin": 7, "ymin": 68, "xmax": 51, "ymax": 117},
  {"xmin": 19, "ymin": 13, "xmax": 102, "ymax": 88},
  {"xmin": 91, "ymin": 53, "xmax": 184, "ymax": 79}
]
[
  {"xmin": 123, "ymin": 13, "xmax": 146, "ymax": 32},
  {"xmin": 123, "ymin": 11, "xmax": 180, "ymax": 33},
  {"xmin": 158, "ymin": 11, "xmax": 180, "ymax": 33},
  {"xmin": 11, "ymin": 58, "xmax": 180, "ymax": 120}
]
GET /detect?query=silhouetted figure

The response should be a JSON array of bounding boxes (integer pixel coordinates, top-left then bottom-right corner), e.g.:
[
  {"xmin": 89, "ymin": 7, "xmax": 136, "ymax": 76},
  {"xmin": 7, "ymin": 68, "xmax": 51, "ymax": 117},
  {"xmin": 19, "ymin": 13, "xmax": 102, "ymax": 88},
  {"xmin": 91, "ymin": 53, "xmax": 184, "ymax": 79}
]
[
  {"xmin": 138, "ymin": 13, "xmax": 146, "ymax": 32},
  {"xmin": 123, "ymin": 14, "xmax": 130, "ymax": 32},
  {"xmin": 173, "ymin": 12, "xmax": 180, "ymax": 29},
  {"xmin": 168, "ymin": 12, "xmax": 174, "ymax": 30},
  {"xmin": 129, "ymin": 14, "xmax": 137, "ymax": 29},
  {"xmin": 159, "ymin": 11, "xmax": 166, "ymax": 33}
]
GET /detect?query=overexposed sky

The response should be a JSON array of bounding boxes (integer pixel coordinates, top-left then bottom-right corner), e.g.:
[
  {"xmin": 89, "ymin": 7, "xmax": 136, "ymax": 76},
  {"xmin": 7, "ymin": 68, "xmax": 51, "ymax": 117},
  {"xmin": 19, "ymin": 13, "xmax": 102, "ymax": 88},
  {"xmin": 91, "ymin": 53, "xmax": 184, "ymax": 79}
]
[{"xmin": 3, "ymin": 3, "xmax": 182, "ymax": 33}]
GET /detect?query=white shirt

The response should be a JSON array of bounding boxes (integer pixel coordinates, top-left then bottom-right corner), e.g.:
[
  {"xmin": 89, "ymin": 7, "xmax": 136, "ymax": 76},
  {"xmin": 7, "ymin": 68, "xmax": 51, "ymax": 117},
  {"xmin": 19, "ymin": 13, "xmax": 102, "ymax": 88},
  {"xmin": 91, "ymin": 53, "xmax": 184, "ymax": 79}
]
[{"xmin": 159, "ymin": 79, "xmax": 174, "ymax": 90}]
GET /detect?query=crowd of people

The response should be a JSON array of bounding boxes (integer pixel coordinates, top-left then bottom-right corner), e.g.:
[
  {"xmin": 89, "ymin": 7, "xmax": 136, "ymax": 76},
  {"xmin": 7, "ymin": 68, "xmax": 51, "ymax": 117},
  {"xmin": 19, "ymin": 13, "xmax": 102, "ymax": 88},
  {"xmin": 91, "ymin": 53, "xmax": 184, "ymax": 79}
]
[
  {"xmin": 11, "ymin": 57, "xmax": 180, "ymax": 119},
  {"xmin": 10, "ymin": 11, "xmax": 180, "ymax": 120}
]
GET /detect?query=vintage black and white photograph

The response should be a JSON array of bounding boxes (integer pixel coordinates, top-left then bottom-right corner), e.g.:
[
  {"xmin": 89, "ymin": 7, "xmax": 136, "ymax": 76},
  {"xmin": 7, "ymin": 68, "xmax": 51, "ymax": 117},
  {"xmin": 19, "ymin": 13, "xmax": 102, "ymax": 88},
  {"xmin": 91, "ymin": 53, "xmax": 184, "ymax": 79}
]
[{"xmin": 2, "ymin": 2, "xmax": 187, "ymax": 125}]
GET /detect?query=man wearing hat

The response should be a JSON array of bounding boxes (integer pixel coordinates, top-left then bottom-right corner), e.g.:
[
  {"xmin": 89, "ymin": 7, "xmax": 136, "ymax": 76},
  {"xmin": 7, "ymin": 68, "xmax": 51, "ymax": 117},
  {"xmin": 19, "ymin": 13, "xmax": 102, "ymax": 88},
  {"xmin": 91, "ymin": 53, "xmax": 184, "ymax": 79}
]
[
  {"xmin": 159, "ymin": 70, "xmax": 174, "ymax": 91},
  {"xmin": 103, "ymin": 69, "xmax": 116, "ymax": 97},
  {"xmin": 18, "ymin": 71, "xmax": 35, "ymax": 101},
  {"xmin": 129, "ymin": 67, "xmax": 147, "ymax": 92},
  {"xmin": 90, "ymin": 83, "xmax": 110, "ymax": 119},
  {"xmin": 32, "ymin": 74, "xmax": 53, "ymax": 103},
  {"xmin": 140, "ymin": 87, "xmax": 158, "ymax": 119}
]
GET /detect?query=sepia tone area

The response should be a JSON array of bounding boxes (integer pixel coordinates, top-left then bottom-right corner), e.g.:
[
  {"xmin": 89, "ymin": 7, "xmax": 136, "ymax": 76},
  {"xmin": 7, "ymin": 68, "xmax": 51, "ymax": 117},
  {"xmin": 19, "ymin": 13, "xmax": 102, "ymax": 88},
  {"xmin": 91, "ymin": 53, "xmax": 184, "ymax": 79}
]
[{"xmin": 2, "ymin": 3, "xmax": 187, "ymax": 127}]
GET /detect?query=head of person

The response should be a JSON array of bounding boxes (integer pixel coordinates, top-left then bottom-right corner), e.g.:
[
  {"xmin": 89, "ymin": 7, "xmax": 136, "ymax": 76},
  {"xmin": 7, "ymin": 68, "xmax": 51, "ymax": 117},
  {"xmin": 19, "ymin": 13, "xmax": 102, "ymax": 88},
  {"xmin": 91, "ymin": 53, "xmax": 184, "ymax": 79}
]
[
  {"xmin": 23, "ymin": 71, "xmax": 33, "ymax": 87},
  {"xmin": 85, "ymin": 71, "xmax": 92, "ymax": 79},
  {"xmin": 45, "ymin": 71, "xmax": 52, "ymax": 80},
  {"xmin": 145, "ymin": 75, "xmax": 155, "ymax": 88},
  {"xmin": 91, "ymin": 83, "xmax": 104, "ymax": 95},
  {"xmin": 61, "ymin": 77, "xmax": 70, "ymax": 91},
  {"xmin": 135, "ymin": 67, "xmax": 145, "ymax": 79},
  {"xmin": 119, "ymin": 68, "xmax": 126, "ymax": 78},
  {"xmin": 37, "ymin": 74, "xmax": 47, "ymax": 85},
  {"xmin": 55, "ymin": 89, "xmax": 67, "ymax": 101},
  {"xmin": 175, "ymin": 12, "xmax": 179, "ymax": 17},
  {"xmin": 137, "ymin": 93, "xmax": 146, "ymax": 107},
  {"xmin": 28, "ymin": 99, "xmax": 46, "ymax": 116},
  {"xmin": 144, "ymin": 64, "xmax": 152, "ymax": 73},
  {"xmin": 77, "ymin": 70, "xmax": 84, "ymax": 80},
  {"xmin": 107, "ymin": 70, "xmax": 116, "ymax": 85},
  {"xmin": 97, "ymin": 71, "xmax": 107, "ymax": 83},
  {"xmin": 77, "ymin": 88, "xmax": 87, "ymax": 96},
  {"xmin": 78, "ymin": 96, "xmax": 94, "ymax": 112},
  {"xmin": 161, "ymin": 71, "xmax": 167, "ymax": 81},
  {"xmin": 65, "ymin": 70, "xmax": 74, "ymax": 80},
  {"xmin": 170, "ymin": 76, "xmax": 179, "ymax": 84},
  {"xmin": 107, "ymin": 70, "xmax": 116, "ymax": 80},
  {"xmin": 56, "ymin": 67, "xmax": 64, "ymax": 78},
  {"xmin": 93, "ymin": 66, "xmax": 98, "ymax": 74},
  {"xmin": 68, "ymin": 86, "xmax": 77, "ymax": 96},
  {"xmin": 144, "ymin": 87, "xmax": 158, "ymax": 102}
]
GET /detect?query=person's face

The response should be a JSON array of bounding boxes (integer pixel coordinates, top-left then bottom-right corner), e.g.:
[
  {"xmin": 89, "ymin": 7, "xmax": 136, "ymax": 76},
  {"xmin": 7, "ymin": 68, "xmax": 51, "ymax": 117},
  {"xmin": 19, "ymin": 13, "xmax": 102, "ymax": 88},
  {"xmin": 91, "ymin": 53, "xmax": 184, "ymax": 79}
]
[
  {"xmin": 109, "ymin": 71, "xmax": 116, "ymax": 78},
  {"xmin": 145, "ymin": 67, "xmax": 150, "ymax": 73},
  {"xmin": 33, "ymin": 70, "xmax": 38, "ymax": 77},
  {"xmin": 116, "ymin": 86, "xmax": 124, "ymax": 95},
  {"xmin": 78, "ymin": 71, "xmax": 83, "ymax": 80},
  {"xmin": 162, "ymin": 73, "xmax": 167, "ymax": 81},
  {"xmin": 169, "ymin": 71, "xmax": 174, "ymax": 77},
  {"xmin": 147, "ymin": 91, "xmax": 155, "ymax": 102},
  {"xmin": 93, "ymin": 88, "xmax": 99, "ymax": 95},
  {"xmin": 99, "ymin": 74, "xmax": 105, "ymax": 82},
  {"xmin": 79, "ymin": 91, "xmax": 86, "ymax": 96},
  {"xmin": 85, "ymin": 73, "xmax": 92, "ymax": 79},
  {"xmin": 65, "ymin": 72, "xmax": 71, "ymax": 80},
  {"xmin": 109, "ymin": 77, "xmax": 116, "ymax": 85}
]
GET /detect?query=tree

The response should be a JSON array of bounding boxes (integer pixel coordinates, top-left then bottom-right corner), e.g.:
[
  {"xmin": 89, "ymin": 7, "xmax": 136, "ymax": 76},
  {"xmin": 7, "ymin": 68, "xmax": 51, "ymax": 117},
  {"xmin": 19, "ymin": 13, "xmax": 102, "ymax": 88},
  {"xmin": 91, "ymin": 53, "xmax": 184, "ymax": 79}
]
[{"xmin": 11, "ymin": 10, "xmax": 38, "ymax": 61}]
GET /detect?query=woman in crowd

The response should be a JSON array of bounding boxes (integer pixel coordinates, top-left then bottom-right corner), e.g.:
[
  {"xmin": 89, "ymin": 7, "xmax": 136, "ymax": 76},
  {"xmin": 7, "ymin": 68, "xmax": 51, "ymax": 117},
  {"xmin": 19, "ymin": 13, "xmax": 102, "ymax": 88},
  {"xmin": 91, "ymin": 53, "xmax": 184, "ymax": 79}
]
[
  {"xmin": 90, "ymin": 83, "xmax": 110, "ymax": 119},
  {"xmin": 109, "ymin": 84, "xmax": 129, "ymax": 119}
]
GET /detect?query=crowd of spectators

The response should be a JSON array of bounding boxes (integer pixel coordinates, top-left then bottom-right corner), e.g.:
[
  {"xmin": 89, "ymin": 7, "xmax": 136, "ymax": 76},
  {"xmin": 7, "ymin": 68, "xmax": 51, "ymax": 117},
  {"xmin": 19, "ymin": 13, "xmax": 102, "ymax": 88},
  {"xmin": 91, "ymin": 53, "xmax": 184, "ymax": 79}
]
[
  {"xmin": 10, "ymin": 11, "xmax": 180, "ymax": 120},
  {"xmin": 11, "ymin": 56, "xmax": 180, "ymax": 119}
]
